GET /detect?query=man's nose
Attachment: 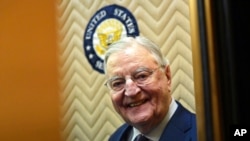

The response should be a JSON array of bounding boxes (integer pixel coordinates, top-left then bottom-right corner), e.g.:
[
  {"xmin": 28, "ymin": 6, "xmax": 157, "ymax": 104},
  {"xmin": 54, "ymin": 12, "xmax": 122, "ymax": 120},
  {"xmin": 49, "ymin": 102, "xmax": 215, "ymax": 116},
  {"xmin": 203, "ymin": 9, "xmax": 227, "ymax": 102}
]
[{"xmin": 124, "ymin": 78, "xmax": 140, "ymax": 96}]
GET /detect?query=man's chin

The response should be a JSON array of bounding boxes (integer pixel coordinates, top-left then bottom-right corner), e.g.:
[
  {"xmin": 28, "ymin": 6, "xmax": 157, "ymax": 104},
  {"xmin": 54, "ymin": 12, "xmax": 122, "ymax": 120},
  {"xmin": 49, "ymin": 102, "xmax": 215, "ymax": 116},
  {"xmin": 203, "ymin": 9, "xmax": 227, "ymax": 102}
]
[{"xmin": 127, "ymin": 113, "xmax": 152, "ymax": 125}]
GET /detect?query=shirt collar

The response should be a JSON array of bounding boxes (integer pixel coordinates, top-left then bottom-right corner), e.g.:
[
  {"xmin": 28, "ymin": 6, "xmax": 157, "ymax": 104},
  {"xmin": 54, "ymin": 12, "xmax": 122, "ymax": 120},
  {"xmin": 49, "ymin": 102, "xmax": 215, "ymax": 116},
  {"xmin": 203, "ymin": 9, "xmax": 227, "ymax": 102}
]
[{"xmin": 131, "ymin": 96, "xmax": 178, "ymax": 141}]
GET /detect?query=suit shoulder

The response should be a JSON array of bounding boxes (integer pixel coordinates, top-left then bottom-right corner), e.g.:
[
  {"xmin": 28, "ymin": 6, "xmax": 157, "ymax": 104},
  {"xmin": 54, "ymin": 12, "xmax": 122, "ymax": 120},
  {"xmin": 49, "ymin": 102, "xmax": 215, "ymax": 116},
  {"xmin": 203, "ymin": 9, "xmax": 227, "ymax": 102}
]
[{"xmin": 109, "ymin": 123, "xmax": 131, "ymax": 141}]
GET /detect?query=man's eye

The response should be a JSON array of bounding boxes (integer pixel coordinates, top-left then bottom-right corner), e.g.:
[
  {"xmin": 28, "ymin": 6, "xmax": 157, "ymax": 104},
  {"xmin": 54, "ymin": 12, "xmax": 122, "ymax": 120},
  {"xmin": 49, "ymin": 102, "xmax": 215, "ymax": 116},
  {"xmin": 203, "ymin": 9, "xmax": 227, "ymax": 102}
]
[
  {"xmin": 134, "ymin": 72, "xmax": 150, "ymax": 81},
  {"xmin": 111, "ymin": 79, "xmax": 125, "ymax": 88}
]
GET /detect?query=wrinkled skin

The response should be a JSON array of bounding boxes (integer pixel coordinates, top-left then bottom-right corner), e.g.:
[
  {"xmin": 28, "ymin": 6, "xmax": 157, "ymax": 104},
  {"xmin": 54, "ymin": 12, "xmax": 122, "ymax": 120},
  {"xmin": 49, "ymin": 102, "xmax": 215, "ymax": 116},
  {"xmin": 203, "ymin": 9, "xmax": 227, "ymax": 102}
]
[{"xmin": 106, "ymin": 43, "xmax": 172, "ymax": 134}]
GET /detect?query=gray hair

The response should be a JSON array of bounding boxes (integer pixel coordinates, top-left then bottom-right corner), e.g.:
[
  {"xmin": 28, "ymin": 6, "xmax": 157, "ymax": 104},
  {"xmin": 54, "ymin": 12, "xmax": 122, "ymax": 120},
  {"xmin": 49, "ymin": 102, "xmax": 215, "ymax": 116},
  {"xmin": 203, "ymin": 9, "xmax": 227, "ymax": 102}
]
[{"xmin": 104, "ymin": 36, "xmax": 168, "ymax": 73}]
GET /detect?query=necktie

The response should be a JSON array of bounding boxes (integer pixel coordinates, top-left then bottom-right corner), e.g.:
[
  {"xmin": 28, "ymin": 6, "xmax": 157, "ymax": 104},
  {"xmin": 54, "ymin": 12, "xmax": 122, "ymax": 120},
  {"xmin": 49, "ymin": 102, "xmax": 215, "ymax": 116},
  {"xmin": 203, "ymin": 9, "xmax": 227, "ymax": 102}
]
[{"xmin": 134, "ymin": 134, "xmax": 150, "ymax": 141}]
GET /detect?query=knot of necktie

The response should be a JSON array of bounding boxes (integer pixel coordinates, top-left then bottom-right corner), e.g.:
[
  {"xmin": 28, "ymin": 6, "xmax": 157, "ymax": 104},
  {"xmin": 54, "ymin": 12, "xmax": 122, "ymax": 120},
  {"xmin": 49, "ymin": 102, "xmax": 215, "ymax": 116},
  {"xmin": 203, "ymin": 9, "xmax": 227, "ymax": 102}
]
[{"xmin": 134, "ymin": 134, "xmax": 150, "ymax": 141}]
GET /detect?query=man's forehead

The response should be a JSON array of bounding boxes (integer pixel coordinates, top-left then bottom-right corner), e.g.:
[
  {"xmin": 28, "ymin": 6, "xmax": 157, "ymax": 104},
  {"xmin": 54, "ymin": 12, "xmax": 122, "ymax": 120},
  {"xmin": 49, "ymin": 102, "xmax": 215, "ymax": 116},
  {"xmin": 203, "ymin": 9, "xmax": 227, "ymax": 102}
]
[{"xmin": 105, "ymin": 45, "xmax": 155, "ymax": 71}]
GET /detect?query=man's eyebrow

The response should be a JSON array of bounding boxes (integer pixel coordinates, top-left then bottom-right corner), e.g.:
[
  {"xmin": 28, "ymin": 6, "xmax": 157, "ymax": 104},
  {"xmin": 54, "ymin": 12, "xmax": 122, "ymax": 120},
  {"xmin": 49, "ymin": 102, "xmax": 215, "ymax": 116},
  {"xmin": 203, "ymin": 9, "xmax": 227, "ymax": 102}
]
[
  {"xmin": 132, "ymin": 67, "xmax": 151, "ymax": 74},
  {"xmin": 108, "ymin": 67, "xmax": 150, "ymax": 80},
  {"xmin": 108, "ymin": 75, "xmax": 124, "ymax": 82}
]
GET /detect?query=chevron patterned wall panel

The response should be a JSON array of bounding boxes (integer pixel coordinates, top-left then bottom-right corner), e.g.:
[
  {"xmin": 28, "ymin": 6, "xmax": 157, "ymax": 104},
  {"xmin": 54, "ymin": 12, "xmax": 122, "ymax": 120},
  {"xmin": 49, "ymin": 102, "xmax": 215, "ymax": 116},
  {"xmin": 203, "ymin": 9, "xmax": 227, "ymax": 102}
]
[{"xmin": 57, "ymin": 0, "xmax": 195, "ymax": 141}]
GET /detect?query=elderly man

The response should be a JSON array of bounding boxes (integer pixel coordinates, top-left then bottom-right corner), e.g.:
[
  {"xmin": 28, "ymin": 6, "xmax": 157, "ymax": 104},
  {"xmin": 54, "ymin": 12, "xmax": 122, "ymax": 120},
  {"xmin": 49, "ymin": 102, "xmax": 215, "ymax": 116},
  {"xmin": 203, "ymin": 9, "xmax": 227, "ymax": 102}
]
[{"xmin": 104, "ymin": 36, "xmax": 197, "ymax": 141}]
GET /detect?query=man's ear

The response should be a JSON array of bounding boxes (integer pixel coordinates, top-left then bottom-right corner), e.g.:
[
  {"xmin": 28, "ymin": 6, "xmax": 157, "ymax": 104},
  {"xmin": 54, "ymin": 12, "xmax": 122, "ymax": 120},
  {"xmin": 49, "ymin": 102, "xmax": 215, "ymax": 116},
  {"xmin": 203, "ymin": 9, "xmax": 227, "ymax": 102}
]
[{"xmin": 164, "ymin": 65, "xmax": 171, "ymax": 85}]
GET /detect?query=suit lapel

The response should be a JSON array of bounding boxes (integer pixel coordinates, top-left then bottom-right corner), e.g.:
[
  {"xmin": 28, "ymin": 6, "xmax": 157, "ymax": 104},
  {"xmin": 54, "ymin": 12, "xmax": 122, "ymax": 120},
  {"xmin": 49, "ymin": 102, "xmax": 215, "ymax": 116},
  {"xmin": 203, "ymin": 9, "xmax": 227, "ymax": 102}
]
[
  {"xmin": 116, "ymin": 124, "xmax": 133, "ymax": 141},
  {"xmin": 159, "ymin": 102, "xmax": 193, "ymax": 141}
]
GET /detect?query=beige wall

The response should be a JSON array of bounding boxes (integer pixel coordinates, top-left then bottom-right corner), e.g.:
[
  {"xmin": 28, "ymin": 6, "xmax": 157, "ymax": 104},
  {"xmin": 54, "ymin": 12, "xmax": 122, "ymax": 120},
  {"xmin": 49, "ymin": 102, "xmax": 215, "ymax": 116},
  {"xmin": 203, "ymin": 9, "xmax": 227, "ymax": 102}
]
[
  {"xmin": 0, "ymin": 0, "xmax": 60, "ymax": 141},
  {"xmin": 58, "ymin": 0, "xmax": 195, "ymax": 141}
]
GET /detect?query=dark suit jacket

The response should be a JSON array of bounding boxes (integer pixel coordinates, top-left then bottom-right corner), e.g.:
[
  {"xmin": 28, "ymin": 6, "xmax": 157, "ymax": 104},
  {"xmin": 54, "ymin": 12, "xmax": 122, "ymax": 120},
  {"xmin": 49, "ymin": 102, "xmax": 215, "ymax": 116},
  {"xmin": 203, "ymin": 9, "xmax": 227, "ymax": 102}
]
[{"xmin": 109, "ymin": 101, "xmax": 197, "ymax": 141}]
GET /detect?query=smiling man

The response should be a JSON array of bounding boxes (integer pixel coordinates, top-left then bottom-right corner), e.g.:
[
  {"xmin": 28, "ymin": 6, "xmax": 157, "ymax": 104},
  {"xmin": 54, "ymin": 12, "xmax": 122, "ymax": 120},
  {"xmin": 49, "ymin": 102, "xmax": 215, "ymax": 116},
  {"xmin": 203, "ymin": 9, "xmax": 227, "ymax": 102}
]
[{"xmin": 104, "ymin": 36, "xmax": 197, "ymax": 141}]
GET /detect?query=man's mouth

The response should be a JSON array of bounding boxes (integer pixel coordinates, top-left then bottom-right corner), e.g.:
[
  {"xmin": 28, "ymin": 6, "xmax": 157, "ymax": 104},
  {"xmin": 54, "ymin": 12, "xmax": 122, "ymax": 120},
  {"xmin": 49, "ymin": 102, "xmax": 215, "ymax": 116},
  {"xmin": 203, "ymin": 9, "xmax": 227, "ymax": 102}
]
[{"xmin": 127, "ymin": 100, "xmax": 147, "ymax": 108}]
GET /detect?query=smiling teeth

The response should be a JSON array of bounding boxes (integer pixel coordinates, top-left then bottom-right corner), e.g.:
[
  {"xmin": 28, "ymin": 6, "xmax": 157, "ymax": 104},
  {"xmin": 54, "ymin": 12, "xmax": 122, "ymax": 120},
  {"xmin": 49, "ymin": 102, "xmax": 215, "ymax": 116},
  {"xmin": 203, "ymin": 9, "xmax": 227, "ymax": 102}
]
[{"xmin": 129, "ymin": 100, "xmax": 144, "ymax": 107}]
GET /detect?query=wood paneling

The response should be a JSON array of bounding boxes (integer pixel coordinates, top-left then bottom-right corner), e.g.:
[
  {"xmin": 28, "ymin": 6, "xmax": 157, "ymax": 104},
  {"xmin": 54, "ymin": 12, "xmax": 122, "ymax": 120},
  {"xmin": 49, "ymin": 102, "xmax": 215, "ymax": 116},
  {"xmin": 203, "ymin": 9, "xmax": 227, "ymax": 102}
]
[{"xmin": 0, "ymin": 0, "xmax": 60, "ymax": 141}]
